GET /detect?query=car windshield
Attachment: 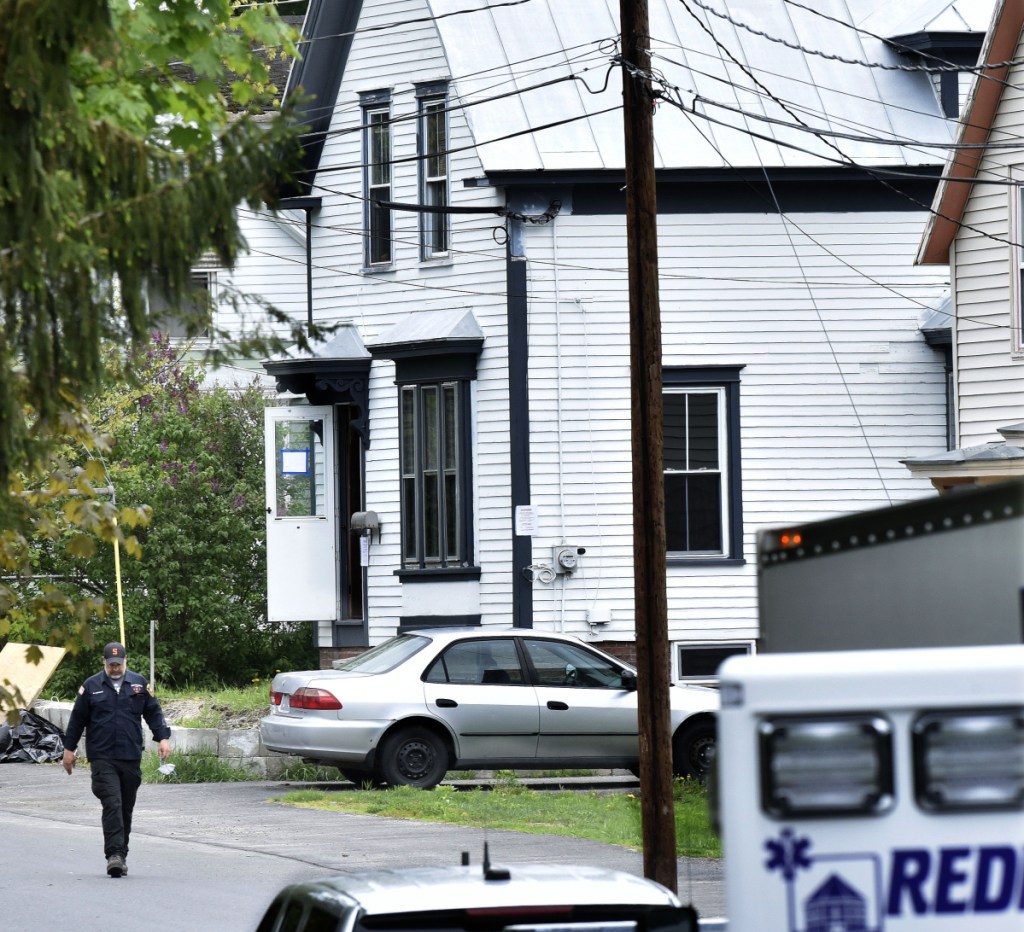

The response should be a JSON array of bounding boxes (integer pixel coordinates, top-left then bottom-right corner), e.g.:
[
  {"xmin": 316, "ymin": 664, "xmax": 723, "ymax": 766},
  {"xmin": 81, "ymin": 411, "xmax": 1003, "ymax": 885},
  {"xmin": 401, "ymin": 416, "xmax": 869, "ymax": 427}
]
[{"xmin": 334, "ymin": 635, "xmax": 431, "ymax": 674}]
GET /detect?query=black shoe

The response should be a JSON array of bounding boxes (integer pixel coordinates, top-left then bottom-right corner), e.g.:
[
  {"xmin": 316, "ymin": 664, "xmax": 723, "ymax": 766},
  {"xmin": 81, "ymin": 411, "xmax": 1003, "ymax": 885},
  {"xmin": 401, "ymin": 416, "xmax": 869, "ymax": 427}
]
[{"xmin": 106, "ymin": 854, "xmax": 125, "ymax": 878}]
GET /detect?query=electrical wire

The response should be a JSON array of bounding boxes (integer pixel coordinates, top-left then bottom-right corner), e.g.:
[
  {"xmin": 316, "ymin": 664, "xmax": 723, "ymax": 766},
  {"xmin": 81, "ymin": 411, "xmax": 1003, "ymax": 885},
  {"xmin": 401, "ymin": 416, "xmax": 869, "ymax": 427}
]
[
  {"xmin": 241, "ymin": 201, "xmax": 958, "ymax": 292},
  {"xmin": 670, "ymin": 0, "xmax": 1024, "ymax": 254},
  {"xmin": 688, "ymin": 0, "xmax": 1019, "ymax": 78},
  {"xmin": 673, "ymin": 0, "xmax": 961, "ymax": 497},
  {"xmin": 284, "ymin": 32, "xmax": 616, "ymax": 130},
  {"xmin": 215, "ymin": 2, "xmax": 1016, "ymax": 333},
  {"xmin": 238, "ymin": 196, "xmax": 986, "ymax": 329}
]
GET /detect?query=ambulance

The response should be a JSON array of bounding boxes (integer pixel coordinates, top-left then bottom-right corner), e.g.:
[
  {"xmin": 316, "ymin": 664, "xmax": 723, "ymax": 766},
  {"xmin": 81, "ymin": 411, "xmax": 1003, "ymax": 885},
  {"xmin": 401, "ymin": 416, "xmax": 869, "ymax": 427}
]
[{"xmin": 714, "ymin": 481, "xmax": 1024, "ymax": 931}]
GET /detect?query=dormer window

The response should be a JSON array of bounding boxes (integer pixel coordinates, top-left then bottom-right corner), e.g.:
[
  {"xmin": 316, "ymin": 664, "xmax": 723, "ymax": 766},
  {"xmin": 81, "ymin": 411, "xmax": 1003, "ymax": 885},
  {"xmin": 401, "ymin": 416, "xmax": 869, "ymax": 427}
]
[{"xmin": 886, "ymin": 30, "xmax": 986, "ymax": 119}]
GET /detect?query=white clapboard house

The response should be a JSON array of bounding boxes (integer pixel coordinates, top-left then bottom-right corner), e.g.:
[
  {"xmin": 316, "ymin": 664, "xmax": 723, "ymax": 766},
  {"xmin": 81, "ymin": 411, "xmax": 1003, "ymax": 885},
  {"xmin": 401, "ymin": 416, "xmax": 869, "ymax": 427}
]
[
  {"xmin": 209, "ymin": 0, "xmax": 994, "ymax": 672},
  {"xmin": 906, "ymin": 0, "xmax": 1024, "ymax": 491}
]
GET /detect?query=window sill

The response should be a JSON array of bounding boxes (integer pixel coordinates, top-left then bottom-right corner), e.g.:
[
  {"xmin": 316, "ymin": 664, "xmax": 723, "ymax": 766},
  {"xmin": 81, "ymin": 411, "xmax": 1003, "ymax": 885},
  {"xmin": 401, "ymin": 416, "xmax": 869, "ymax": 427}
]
[
  {"xmin": 419, "ymin": 255, "xmax": 453, "ymax": 268},
  {"xmin": 395, "ymin": 566, "xmax": 482, "ymax": 581},
  {"xmin": 361, "ymin": 262, "xmax": 396, "ymax": 274},
  {"xmin": 667, "ymin": 556, "xmax": 746, "ymax": 568}
]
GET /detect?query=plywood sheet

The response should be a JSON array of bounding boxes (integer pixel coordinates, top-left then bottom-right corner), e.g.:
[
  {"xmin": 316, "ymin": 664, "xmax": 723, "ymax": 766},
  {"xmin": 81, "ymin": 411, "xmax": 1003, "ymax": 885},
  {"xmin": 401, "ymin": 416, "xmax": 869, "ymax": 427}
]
[{"xmin": 0, "ymin": 643, "xmax": 67, "ymax": 712}]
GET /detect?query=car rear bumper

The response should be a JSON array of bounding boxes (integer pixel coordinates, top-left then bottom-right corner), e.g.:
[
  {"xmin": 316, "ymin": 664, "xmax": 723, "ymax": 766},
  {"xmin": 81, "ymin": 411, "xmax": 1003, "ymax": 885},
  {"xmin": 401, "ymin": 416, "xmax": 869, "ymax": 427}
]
[{"xmin": 259, "ymin": 714, "xmax": 384, "ymax": 766}]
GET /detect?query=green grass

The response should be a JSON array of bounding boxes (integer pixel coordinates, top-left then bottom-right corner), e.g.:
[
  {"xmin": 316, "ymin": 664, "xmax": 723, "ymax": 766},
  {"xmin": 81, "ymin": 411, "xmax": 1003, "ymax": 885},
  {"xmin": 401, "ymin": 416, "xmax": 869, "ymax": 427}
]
[
  {"xmin": 170, "ymin": 709, "xmax": 222, "ymax": 728},
  {"xmin": 276, "ymin": 761, "xmax": 346, "ymax": 782},
  {"xmin": 141, "ymin": 749, "xmax": 262, "ymax": 783},
  {"xmin": 158, "ymin": 682, "xmax": 269, "ymax": 712},
  {"xmin": 272, "ymin": 777, "xmax": 721, "ymax": 859}
]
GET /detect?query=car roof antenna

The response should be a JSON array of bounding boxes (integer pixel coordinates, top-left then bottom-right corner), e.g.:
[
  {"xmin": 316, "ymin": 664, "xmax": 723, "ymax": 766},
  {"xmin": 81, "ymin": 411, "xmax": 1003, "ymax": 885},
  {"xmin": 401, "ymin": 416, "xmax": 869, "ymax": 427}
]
[{"xmin": 483, "ymin": 841, "xmax": 510, "ymax": 881}]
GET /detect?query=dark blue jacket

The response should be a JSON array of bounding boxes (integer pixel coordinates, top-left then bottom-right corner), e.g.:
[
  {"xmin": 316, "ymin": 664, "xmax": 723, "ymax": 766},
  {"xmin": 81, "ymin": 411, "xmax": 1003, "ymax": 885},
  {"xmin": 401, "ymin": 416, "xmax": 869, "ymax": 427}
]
[{"xmin": 64, "ymin": 669, "xmax": 171, "ymax": 761}]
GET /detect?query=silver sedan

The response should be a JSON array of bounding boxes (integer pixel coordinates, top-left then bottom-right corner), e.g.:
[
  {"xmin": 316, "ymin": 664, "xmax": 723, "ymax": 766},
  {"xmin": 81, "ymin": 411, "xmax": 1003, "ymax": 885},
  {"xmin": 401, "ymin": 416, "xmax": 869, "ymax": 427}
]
[{"xmin": 260, "ymin": 627, "xmax": 718, "ymax": 788}]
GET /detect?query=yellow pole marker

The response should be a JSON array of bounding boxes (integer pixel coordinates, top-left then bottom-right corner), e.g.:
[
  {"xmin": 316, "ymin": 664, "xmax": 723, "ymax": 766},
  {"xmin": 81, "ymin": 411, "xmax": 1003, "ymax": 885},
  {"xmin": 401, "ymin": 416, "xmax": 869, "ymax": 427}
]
[{"xmin": 113, "ymin": 516, "xmax": 126, "ymax": 648}]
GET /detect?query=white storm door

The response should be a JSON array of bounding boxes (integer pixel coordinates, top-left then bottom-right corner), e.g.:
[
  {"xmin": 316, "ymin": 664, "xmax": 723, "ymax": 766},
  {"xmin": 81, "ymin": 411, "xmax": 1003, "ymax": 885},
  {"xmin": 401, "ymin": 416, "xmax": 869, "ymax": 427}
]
[{"xmin": 265, "ymin": 406, "xmax": 337, "ymax": 622}]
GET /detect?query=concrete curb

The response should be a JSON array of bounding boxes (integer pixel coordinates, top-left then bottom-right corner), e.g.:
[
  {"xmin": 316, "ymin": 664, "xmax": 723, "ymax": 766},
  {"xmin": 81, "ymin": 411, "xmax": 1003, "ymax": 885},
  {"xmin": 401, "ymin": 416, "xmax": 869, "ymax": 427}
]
[
  {"xmin": 30, "ymin": 701, "xmax": 642, "ymax": 786},
  {"xmin": 31, "ymin": 700, "xmax": 300, "ymax": 777}
]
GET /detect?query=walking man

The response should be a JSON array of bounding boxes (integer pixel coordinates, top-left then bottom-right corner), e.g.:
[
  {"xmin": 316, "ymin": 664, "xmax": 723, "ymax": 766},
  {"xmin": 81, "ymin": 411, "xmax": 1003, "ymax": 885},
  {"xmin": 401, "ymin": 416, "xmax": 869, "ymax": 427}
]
[{"xmin": 62, "ymin": 642, "xmax": 172, "ymax": 878}]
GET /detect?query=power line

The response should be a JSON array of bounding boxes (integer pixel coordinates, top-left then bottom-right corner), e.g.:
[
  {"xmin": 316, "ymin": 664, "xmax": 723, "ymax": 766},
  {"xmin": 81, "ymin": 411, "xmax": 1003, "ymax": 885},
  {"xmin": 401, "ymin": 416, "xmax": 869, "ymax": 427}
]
[
  {"xmin": 688, "ymin": 0, "xmax": 1018, "ymax": 79},
  {"xmin": 239, "ymin": 205, "xmax": 954, "ymax": 290},
  {"xmin": 306, "ymin": 103, "xmax": 622, "ymax": 180},
  {"xmin": 671, "ymin": 0, "xmax": 1023, "ymax": 255},
  {"xmin": 282, "ymin": 36, "xmax": 614, "ymax": 128},
  {"xmin": 225, "ymin": 4, "xmax": 1013, "ymax": 334},
  {"xmin": 237, "ymin": 199, "xmax": 995, "ymax": 333}
]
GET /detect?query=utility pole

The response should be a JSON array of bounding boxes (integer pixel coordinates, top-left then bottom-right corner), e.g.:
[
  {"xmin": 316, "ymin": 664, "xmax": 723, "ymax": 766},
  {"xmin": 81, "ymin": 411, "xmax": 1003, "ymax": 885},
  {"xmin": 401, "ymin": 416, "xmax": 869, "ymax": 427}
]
[{"xmin": 619, "ymin": 0, "xmax": 677, "ymax": 891}]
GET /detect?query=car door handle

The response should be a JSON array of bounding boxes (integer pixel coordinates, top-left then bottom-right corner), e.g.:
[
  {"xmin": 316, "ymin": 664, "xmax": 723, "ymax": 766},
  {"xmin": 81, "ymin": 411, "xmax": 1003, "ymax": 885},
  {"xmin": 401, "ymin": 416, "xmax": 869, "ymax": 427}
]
[
  {"xmin": 547, "ymin": 701, "xmax": 569, "ymax": 711},
  {"xmin": 436, "ymin": 698, "xmax": 458, "ymax": 708}
]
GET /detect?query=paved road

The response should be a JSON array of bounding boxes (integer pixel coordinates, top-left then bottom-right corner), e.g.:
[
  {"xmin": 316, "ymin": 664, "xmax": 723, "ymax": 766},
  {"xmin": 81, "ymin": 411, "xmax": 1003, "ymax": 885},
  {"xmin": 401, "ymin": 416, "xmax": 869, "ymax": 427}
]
[{"xmin": 0, "ymin": 762, "xmax": 724, "ymax": 931}]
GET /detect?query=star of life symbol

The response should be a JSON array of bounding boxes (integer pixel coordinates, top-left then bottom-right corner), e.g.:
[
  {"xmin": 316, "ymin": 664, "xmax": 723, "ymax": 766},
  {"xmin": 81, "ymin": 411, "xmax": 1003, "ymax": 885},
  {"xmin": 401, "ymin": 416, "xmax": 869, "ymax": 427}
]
[
  {"xmin": 766, "ymin": 828, "xmax": 813, "ymax": 881},
  {"xmin": 764, "ymin": 829, "xmax": 883, "ymax": 932}
]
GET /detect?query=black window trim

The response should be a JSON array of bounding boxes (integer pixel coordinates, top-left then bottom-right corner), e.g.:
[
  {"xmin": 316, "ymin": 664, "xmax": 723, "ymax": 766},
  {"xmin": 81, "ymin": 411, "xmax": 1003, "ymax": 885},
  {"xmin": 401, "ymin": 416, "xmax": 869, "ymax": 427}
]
[
  {"xmin": 360, "ymin": 89, "xmax": 393, "ymax": 270},
  {"xmin": 664, "ymin": 365, "xmax": 745, "ymax": 566},
  {"xmin": 396, "ymin": 377, "xmax": 476, "ymax": 573},
  {"xmin": 371, "ymin": 328, "xmax": 483, "ymax": 579},
  {"xmin": 415, "ymin": 81, "xmax": 451, "ymax": 262}
]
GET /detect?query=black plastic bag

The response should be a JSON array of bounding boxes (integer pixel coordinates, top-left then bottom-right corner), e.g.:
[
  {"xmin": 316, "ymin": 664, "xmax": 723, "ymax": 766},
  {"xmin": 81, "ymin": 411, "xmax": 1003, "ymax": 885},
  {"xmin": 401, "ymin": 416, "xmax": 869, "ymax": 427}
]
[{"xmin": 0, "ymin": 709, "xmax": 65, "ymax": 763}]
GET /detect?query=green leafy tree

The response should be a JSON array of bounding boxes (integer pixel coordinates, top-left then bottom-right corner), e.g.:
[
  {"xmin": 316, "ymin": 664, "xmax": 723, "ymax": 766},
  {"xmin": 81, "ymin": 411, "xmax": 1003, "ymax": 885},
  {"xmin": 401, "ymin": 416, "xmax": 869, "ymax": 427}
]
[
  {"xmin": 0, "ymin": 0, "xmax": 322, "ymax": 711},
  {"xmin": 23, "ymin": 336, "xmax": 318, "ymax": 695}
]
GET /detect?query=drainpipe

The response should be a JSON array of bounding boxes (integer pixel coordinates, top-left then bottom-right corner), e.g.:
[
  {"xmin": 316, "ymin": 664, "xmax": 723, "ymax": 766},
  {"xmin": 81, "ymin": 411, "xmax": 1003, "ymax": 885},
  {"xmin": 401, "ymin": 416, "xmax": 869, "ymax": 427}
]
[
  {"xmin": 277, "ymin": 196, "xmax": 321, "ymax": 329},
  {"xmin": 507, "ymin": 218, "xmax": 533, "ymax": 629}
]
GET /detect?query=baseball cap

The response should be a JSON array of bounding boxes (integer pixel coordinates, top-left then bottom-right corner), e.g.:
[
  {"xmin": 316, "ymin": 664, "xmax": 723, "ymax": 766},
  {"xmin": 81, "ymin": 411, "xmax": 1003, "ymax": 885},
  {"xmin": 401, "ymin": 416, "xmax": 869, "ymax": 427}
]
[{"xmin": 103, "ymin": 642, "xmax": 127, "ymax": 664}]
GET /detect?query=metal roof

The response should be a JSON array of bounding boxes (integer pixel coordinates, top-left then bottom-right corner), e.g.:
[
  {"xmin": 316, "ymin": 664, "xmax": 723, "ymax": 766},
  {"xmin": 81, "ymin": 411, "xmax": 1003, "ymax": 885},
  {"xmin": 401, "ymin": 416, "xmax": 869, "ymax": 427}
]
[{"xmin": 430, "ymin": 0, "xmax": 993, "ymax": 173}]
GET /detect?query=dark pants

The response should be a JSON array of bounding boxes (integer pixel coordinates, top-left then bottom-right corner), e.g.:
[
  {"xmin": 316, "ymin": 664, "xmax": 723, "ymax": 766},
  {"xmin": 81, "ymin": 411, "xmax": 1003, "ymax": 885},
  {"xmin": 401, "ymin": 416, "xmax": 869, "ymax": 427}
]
[{"xmin": 90, "ymin": 758, "xmax": 142, "ymax": 859}]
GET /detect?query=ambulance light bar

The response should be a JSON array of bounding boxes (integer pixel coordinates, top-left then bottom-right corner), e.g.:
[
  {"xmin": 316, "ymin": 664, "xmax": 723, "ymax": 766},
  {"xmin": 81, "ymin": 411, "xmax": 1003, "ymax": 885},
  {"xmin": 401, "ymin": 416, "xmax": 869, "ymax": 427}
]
[
  {"xmin": 914, "ymin": 708, "xmax": 1024, "ymax": 812},
  {"xmin": 759, "ymin": 714, "xmax": 894, "ymax": 818}
]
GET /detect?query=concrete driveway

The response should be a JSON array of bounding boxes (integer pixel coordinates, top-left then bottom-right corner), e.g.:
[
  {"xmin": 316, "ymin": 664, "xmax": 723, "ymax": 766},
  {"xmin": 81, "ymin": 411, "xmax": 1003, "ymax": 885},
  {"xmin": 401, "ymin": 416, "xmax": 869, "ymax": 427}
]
[{"xmin": 0, "ymin": 761, "xmax": 724, "ymax": 928}]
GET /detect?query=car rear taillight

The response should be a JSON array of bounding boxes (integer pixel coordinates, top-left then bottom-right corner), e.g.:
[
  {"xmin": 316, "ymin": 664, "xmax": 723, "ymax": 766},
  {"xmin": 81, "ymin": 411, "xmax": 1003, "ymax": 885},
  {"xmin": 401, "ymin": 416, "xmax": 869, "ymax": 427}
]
[
  {"xmin": 270, "ymin": 689, "xmax": 283, "ymax": 706},
  {"xmin": 289, "ymin": 687, "xmax": 343, "ymax": 711},
  {"xmin": 914, "ymin": 707, "xmax": 1024, "ymax": 811}
]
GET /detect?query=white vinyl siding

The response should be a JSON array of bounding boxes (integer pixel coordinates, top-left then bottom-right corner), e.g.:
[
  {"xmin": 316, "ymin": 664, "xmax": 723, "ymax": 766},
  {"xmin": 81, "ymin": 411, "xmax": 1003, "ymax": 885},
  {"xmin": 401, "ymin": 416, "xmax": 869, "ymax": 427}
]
[
  {"xmin": 309, "ymin": 0, "xmax": 510, "ymax": 640},
  {"xmin": 232, "ymin": 0, "xmax": 955, "ymax": 652},
  {"xmin": 947, "ymin": 29, "xmax": 1024, "ymax": 448},
  {"xmin": 522, "ymin": 209, "xmax": 947, "ymax": 643}
]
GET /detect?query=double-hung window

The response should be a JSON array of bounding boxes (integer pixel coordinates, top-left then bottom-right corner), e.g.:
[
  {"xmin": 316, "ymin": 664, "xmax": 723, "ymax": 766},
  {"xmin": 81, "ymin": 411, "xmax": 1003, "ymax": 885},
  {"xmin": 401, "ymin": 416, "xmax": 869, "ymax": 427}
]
[
  {"xmin": 417, "ymin": 84, "xmax": 449, "ymax": 259},
  {"xmin": 1012, "ymin": 169, "xmax": 1024, "ymax": 352},
  {"xmin": 663, "ymin": 366, "xmax": 744, "ymax": 563},
  {"xmin": 147, "ymin": 267, "xmax": 217, "ymax": 342},
  {"xmin": 400, "ymin": 380, "xmax": 471, "ymax": 568},
  {"xmin": 362, "ymin": 91, "xmax": 392, "ymax": 267}
]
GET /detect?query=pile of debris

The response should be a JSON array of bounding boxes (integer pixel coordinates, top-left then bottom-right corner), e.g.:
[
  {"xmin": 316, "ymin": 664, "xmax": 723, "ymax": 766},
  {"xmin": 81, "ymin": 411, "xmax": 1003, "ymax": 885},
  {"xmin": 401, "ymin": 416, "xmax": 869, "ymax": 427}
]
[{"xmin": 0, "ymin": 709, "xmax": 65, "ymax": 763}]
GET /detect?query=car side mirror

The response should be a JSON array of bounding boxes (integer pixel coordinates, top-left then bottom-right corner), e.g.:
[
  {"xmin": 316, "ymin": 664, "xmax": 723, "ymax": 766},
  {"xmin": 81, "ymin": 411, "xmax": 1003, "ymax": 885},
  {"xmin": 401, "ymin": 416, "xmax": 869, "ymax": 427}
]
[{"xmin": 620, "ymin": 670, "xmax": 637, "ymax": 691}]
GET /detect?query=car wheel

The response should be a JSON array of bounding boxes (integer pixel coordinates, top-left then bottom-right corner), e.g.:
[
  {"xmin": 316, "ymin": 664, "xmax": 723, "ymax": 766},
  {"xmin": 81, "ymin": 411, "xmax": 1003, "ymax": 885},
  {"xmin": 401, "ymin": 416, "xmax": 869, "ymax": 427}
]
[
  {"xmin": 378, "ymin": 726, "xmax": 449, "ymax": 788},
  {"xmin": 673, "ymin": 720, "xmax": 716, "ymax": 783}
]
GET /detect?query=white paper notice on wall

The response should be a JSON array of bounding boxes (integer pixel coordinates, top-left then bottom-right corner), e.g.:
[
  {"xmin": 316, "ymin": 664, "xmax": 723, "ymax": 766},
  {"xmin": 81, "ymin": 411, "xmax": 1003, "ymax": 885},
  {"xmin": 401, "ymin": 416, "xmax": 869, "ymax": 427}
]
[
  {"xmin": 514, "ymin": 505, "xmax": 539, "ymax": 536},
  {"xmin": 360, "ymin": 532, "xmax": 370, "ymax": 567}
]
